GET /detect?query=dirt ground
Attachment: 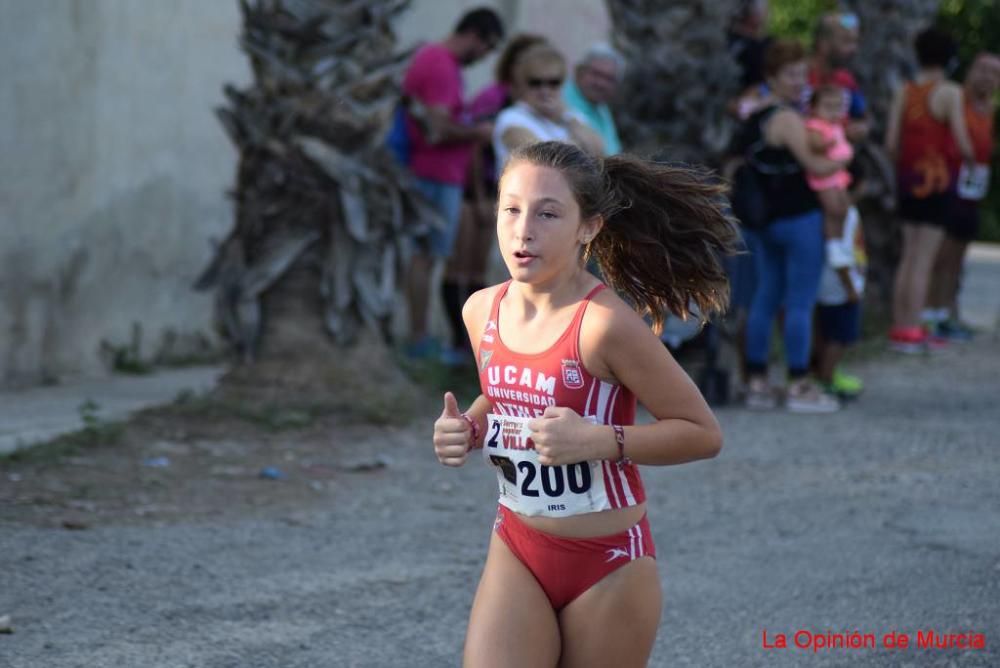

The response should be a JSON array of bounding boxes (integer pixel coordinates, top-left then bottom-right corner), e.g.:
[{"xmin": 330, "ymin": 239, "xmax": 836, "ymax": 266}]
[{"xmin": 0, "ymin": 391, "xmax": 430, "ymax": 530}]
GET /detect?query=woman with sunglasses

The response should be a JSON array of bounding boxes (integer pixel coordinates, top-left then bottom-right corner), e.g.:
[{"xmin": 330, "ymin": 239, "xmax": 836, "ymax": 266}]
[{"xmin": 492, "ymin": 43, "xmax": 604, "ymax": 173}]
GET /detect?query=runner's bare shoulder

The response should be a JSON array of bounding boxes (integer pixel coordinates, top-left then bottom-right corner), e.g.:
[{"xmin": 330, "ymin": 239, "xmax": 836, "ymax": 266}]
[
  {"xmin": 462, "ymin": 283, "xmax": 506, "ymax": 347},
  {"xmin": 579, "ymin": 286, "xmax": 660, "ymax": 382}
]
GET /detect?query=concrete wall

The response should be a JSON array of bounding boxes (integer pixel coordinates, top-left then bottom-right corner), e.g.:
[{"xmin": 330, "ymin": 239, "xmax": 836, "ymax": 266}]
[
  {"xmin": 0, "ymin": 1, "xmax": 249, "ymax": 386},
  {"xmin": 0, "ymin": 0, "xmax": 608, "ymax": 387}
]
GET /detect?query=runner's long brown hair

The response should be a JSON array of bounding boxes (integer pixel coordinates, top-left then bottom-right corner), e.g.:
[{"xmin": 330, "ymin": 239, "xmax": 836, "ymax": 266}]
[{"xmin": 504, "ymin": 141, "xmax": 738, "ymax": 332}]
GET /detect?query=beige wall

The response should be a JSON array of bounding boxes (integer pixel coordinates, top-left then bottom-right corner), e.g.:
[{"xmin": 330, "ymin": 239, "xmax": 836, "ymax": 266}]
[
  {"xmin": 0, "ymin": 0, "xmax": 608, "ymax": 387},
  {"xmin": 0, "ymin": 1, "xmax": 249, "ymax": 386}
]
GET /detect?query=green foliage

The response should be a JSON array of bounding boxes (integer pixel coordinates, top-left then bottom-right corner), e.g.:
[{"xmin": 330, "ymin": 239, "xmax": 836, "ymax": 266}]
[
  {"xmin": 767, "ymin": 0, "xmax": 837, "ymax": 41},
  {"xmin": 101, "ymin": 323, "xmax": 153, "ymax": 375},
  {"xmin": 109, "ymin": 347, "xmax": 153, "ymax": 374},
  {"xmin": 980, "ymin": 207, "xmax": 1000, "ymax": 242},
  {"xmin": 937, "ymin": 0, "xmax": 1000, "ymax": 71},
  {"xmin": 78, "ymin": 399, "xmax": 102, "ymax": 433}
]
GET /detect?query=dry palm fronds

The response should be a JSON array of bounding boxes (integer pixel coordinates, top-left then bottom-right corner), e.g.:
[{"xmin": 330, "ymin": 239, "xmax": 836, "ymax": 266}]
[
  {"xmin": 606, "ymin": 0, "xmax": 742, "ymax": 165},
  {"xmin": 196, "ymin": 0, "xmax": 440, "ymax": 360}
]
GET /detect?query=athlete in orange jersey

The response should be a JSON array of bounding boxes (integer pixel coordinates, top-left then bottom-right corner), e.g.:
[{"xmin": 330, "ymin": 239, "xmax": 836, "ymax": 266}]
[
  {"xmin": 884, "ymin": 27, "xmax": 975, "ymax": 353},
  {"xmin": 895, "ymin": 81, "xmax": 956, "ymax": 200},
  {"xmin": 927, "ymin": 53, "xmax": 1000, "ymax": 339},
  {"xmin": 432, "ymin": 141, "xmax": 736, "ymax": 667}
]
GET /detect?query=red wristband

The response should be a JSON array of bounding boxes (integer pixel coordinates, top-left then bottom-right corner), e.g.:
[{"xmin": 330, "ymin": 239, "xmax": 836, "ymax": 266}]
[{"xmin": 461, "ymin": 413, "xmax": 481, "ymax": 451}]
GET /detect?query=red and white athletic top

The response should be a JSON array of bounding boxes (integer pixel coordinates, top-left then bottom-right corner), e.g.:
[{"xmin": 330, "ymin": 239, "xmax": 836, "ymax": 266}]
[{"xmin": 477, "ymin": 281, "xmax": 647, "ymax": 518}]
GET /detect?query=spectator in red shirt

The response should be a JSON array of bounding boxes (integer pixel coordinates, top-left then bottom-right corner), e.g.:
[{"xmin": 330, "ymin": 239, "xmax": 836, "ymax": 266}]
[
  {"xmin": 402, "ymin": 8, "xmax": 504, "ymax": 360},
  {"xmin": 805, "ymin": 12, "xmax": 869, "ymax": 143}
]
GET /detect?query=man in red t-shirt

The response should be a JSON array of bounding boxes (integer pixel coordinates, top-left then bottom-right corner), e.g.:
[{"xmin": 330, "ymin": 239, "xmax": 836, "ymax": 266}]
[
  {"xmin": 402, "ymin": 8, "xmax": 503, "ymax": 360},
  {"xmin": 805, "ymin": 12, "xmax": 869, "ymax": 143}
]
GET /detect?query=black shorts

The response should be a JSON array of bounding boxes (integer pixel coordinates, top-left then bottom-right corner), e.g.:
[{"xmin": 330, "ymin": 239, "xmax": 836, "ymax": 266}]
[
  {"xmin": 946, "ymin": 199, "xmax": 980, "ymax": 242},
  {"xmin": 817, "ymin": 302, "xmax": 862, "ymax": 345},
  {"xmin": 897, "ymin": 193, "xmax": 950, "ymax": 227}
]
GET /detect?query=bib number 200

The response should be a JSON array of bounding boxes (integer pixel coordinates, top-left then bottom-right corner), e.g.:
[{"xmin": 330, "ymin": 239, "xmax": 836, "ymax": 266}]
[
  {"xmin": 486, "ymin": 415, "xmax": 592, "ymax": 498},
  {"xmin": 490, "ymin": 454, "xmax": 592, "ymax": 498},
  {"xmin": 517, "ymin": 460, "xmax": 591, "ymax": 497}
]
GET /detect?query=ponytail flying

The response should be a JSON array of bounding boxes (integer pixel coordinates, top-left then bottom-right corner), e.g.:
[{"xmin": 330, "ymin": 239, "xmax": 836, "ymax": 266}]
[{"xmin": 505, "ymin": 142, "xmax": 738, "ymax": 333}]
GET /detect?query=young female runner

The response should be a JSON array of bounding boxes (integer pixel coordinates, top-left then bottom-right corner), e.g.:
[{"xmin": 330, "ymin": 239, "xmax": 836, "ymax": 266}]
[{"xmin": 432, "ymin": 141, "xmax": 736, "ymax": 667}]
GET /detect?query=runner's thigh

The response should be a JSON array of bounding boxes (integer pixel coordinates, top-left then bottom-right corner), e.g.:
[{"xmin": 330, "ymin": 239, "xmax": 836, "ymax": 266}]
[
  {"xmin": 912, "ymin": 224, "xmax": 945, "ymax": 266},
  {"xmin": 464, "ymin": 533, "xmax": 561, "ymax": 668},
  {"xmin": 556, "ymin": 557, "xmax": 662, "ymax": 668}
]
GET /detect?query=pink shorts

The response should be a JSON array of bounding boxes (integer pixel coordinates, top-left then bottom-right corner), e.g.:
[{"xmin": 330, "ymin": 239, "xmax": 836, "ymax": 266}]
[{"xmin": 493, "ymin": 505, "xmax": 656, "ymax": 610}]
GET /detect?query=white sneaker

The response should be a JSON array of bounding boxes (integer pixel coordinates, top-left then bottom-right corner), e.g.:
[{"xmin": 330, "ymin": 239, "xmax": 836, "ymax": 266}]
[
  {"xmin": 785, "ymin": 380, "xmax": 840, "ymax": 413},
  {"xmin": 744, "ymin": 377, "xmax": 777, "ymax": 410}
]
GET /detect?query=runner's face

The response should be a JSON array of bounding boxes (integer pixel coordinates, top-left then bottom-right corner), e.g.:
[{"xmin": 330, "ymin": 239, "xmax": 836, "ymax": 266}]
[{"xmin": 497, "ymin": 162, "xmax": 599, "ymax": 285}]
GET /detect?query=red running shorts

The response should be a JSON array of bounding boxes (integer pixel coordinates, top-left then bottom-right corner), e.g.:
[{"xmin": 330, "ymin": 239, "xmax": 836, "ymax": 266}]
[{"xmin": 493, "ymin": 505, "xmax": 656, "ymax": 610}]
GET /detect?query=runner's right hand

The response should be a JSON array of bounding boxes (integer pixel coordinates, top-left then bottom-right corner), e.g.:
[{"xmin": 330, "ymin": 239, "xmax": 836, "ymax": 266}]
[{"xmin": 433, "ymin": 392, "xmax": 471, "ymax": 467}]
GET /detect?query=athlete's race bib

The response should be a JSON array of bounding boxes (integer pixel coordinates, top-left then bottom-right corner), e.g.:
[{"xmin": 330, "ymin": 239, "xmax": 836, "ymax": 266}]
[
  {"xmin": 483, "ymin": 413, "xmax": 613, "ymax": 517},
  {"xmin": 957, "ymin": 163, "xmax": 990, "ymax": 200}
]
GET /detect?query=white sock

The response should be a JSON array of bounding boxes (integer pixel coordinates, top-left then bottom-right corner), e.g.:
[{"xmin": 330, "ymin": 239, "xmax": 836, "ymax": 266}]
[{"xmin": 921, "ymin": 308, "xmax": 946, "ymax": 323}]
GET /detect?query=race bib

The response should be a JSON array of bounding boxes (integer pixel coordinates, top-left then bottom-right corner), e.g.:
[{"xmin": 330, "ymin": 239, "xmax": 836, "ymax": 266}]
[
  {"xmin": 957, "ymin": 163, "xmax": 990, "ymax": 200},
  {"xmin": 483, "ymin": 413, "xmax": 612, "ymax": 517}
]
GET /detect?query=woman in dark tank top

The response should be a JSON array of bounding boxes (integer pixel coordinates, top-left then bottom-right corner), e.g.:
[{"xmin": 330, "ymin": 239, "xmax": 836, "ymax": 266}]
[
  {"xmin": 736, "ymin": 105, "xmax": 819, "ymax": 220},
  {"xmin": 738, "ymin": 39, "xmax": 849, "ymax": 413}
]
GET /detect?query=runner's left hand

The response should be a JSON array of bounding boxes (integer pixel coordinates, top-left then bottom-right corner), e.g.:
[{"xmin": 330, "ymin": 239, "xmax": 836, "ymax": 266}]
[{"xmin": 528, "ymin": 406, "xmax": 599, "ymax": 466}]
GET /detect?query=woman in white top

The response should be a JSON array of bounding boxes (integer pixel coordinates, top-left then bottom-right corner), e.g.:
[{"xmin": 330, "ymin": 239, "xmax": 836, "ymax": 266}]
[{"xmin": 493, "ymin": 43, "xmax": 604, "ymax": 173}]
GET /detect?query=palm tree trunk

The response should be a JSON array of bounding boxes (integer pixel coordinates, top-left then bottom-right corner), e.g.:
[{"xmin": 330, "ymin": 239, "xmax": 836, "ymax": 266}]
[
  {"xmin": 197, "ymin": 0, "xmax": 438, "ymax": 412},
  {"xmin": 605, "ymin": 0, "xmax": 741, "ymax": 165}
]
